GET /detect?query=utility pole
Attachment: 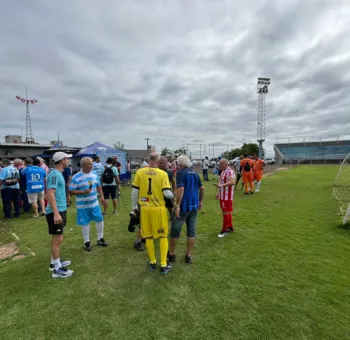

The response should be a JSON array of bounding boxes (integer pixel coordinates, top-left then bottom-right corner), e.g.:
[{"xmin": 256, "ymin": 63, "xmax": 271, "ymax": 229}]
[{"xmin": 145, "ymin": 138, "xmax": 150, "ymax": 150}]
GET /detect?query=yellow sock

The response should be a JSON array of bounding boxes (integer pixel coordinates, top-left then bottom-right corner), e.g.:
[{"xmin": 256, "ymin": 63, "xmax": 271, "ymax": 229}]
[
  {"xmin": 146, "ymin": 238, "xmax": 156, "ymax": 264},
  {"xmin": 159, "ymin": 237, "xmax": 168, "ymax": 267}
]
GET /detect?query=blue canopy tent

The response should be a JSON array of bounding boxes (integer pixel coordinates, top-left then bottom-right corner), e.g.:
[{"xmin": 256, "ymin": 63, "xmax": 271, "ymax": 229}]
[{"xmin": 73, "ymin": 142, "xmax": 127, "ymax": 180}]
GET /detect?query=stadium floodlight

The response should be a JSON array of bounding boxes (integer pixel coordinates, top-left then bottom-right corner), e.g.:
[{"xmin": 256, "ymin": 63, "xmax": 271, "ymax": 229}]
[
  {"xmin": 333, "ymin": 153, "xmax": 350, "ymax": 224},
  {"xmin": 257, "ymin": 77, "xmax": 271, "ymax": 159}
]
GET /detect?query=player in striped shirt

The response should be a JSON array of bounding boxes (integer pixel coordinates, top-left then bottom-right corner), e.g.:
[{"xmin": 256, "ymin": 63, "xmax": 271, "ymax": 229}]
[
  {"xmin": 92, "ymin": 156, "xmax": 104, "ymax": 180},
  {"xmin": 69, "ymin": 157, "xmax": 108, "ymax": 251},
  {"xmin": 215, "ymin": 158, "xmax": 235, "ymax": 238}
]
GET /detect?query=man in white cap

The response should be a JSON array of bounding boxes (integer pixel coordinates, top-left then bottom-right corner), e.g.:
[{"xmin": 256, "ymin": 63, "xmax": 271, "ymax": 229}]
[{"xmin": 46, "ymin": 152, "xmax": 74, "ymax": 278}]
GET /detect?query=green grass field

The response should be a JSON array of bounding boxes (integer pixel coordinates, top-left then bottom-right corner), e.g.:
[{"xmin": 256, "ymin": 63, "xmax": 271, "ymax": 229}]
[{"xmin": 1, "ymin": 165, "xmax": 350, "ymax": 340}]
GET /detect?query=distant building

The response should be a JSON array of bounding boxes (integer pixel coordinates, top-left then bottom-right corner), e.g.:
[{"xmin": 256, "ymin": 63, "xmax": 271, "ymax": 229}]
[
  {"xmin": 0, "ymin": 135, "xmax": 78, "ymax": 160},
  {"xmin": 50, "ymin": 140, "xmax": 64, "ymax": 147},
  {"xmin": 5, "ymin": 135, "xmax": 23, "ymax": 144},
  {"xmin": 127, "ymin": 149, "xmax": 152, "ymax": 164},
  {"xmin": 0, "ymin": 137, "xmax": 52, "ymax": 159},
  {"xmin": 275, "ymin": 140, "xmax": 350, "ymax": 164}
]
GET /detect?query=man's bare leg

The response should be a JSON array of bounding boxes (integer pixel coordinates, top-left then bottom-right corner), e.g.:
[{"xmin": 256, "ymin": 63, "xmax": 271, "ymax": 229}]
[
  {"xmin": 32, "ymin": 202, "xmax": 39, "ymax": 217},
  {"xmin": 186, "ymin": 237, "xmax": 195, "ymax": 257},
  {"xmin": 40, "ymin": 199, "xmax": 46, "ymax": 215}
]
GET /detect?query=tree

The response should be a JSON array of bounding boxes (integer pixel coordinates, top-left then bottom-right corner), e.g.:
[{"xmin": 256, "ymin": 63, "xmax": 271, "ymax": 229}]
[
  {"xmin": 113, "ymin": 141, "xmax": 125, "ymax": 150},
  {"xmin": 221, "ymin": 143, "xmax": 263, "ymax": 160},
  {"xmin": 161, "ymin": 147, "xmax": 174, "ymax": 158},
  {"xmin": 173, "ymin": 148, "xmax": 187, "ymax": 158},
  {"xmin": 240, "ymin": 143, "xmax": 259, "ymax": 156}
]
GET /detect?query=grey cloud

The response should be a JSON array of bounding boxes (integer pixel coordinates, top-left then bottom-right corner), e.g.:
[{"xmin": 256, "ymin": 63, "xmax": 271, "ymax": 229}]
[{"xmin": 0, "ymin": 0, "xmax": 349, "ymax": 155}]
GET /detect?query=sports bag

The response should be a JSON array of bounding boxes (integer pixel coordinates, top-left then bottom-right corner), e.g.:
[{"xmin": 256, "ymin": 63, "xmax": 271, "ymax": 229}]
[{"xmin": 102, "ymin": 166, "xmax": 114, "ymax": 184}]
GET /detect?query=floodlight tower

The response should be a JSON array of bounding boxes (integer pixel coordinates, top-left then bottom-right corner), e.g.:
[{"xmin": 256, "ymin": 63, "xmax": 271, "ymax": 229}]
[
  {"xmin": 15, "ymin": 88, "xmax": 37, "ymax": 144},
  {"xmin": 256, "ymin": 77, "xmax": 271, "ymax": 159}
]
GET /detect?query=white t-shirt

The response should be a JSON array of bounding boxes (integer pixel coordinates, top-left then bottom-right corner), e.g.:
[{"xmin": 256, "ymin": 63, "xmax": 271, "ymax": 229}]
[
  {"xmin": 234, "ymin": 160, "xmax": 241, "ymax": 173},
  {"xmin": 202, "ymin": 159, "xmax": 209, "ymax": 170}
]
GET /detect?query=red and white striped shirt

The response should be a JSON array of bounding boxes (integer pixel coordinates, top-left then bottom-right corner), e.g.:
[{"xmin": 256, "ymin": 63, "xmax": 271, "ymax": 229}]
[{"xmin": 219, "ymin": 167, "xmax": 235, "ymax": 200}]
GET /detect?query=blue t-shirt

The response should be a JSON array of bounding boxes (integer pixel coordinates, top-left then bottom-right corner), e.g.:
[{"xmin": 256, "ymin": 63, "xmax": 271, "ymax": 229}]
[
  {"xmin": 0, "ymin": 166, "xmax": 20, "ymax": 189},
  {"xmin": 176, "ymin": 167, "xmax": 202, "ymax": 212},
  {"xmin": 69, "ymin": 171, "xmax": 101, "ymax": 210},
  {"xmin": 46, "ymin": 169, "xmax": 67, "ymax": 214},
  {"xmin": 21, "ymin": 166, "xmax": 46, "ymax": 193},
  {"xmin": 164, "ymin": 169, "xmax": 174, "ymax": 183},
  {"xmin": 62, "ymin": 167, "xmax": 72, "ymax": 183}
]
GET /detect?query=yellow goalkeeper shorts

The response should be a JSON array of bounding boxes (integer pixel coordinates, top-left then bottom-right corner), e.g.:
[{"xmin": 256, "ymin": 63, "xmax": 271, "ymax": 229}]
[{"xmin": 140, "ymin": 206, "xmax": 168, "ymax": 239}]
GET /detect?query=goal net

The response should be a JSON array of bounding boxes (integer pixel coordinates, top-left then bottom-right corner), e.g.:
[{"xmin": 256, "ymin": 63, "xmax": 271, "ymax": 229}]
[{"xmin": 333, "ymin": 153, "xmax": 350, "ymax": 224}]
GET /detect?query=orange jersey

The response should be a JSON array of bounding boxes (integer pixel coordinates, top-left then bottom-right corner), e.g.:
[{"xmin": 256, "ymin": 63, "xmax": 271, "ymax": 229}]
[
  {"xmin": 240, "ymin": 158, "xmax": 254, "ymax": 173},
  {"xmin": 254, "ymin": 159, "xmax": 265, "ymax": 172}
]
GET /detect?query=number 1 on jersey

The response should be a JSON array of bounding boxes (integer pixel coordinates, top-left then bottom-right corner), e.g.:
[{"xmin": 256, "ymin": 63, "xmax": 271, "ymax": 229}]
[{"xmin": 147, "ymin": 178, "xmax": 152, "ymax": 195}]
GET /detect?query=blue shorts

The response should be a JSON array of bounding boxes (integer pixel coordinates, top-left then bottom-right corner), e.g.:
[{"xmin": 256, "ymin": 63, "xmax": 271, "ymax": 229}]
[
  {"xmin": 77, "ymin": 205, "xmax": 103, "ymax": 226},
  {"xmin": 170, "ymin": 210, "xmax": 198, "ymax": 238}
]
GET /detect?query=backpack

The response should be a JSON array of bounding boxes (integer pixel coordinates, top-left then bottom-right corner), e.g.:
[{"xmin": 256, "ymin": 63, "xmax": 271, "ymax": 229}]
[
  {"xmin": 102, "ymin": 166, "xmax": 114, "ymax": 184},
  {"xmin": 244, "ymin": 161, "xmax": 251, "ymax": 172}
]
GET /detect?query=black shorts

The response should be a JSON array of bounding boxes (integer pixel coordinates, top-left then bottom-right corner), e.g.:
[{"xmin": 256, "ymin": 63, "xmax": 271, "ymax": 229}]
[
  {"xmin": 103, "ymin": 185, "xmax": 117, "ymax": 200},
  {"xmin": 165, "ymin": 197, "xmax": 174, "ymax": 209},
  {"xmin": 46, "ymin": 211, "xmax": 67, "ymax": 235}
]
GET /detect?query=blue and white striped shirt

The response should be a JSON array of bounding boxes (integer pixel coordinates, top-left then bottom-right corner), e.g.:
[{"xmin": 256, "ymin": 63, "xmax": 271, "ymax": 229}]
[
  {"xmin": 69, "ymin": 171, "xmax": 100, "ymax": 210},
  {"xmin": 92, "ymin": 162, "xmax": 104, "ymax": 177}
]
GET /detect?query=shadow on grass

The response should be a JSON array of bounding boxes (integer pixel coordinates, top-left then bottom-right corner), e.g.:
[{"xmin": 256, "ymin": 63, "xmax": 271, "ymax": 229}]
[{"xmin": 337, "ymin": 222, "xmax": 350, "ymax": 231}]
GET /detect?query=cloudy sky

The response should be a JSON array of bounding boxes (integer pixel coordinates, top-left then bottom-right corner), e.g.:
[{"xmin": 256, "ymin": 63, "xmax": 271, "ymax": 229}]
[{"xmin": 0, "ymin": 0, "xmax": 349, "ymax": 156}]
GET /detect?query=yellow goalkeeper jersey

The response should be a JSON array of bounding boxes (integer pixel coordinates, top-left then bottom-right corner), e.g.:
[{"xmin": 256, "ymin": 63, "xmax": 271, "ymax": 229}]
[{"xmin": 132, "ymin": 167, "xmax": 171, "ymax": 207}]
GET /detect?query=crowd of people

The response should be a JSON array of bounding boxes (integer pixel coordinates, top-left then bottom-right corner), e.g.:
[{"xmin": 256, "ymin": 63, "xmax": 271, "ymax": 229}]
[
  {"xmin": 0, "ymin": 150, "xmax": 266, "ymax": 278},
  {"xmin": 201, "ymin": 154, "xmax": 265, "ymax": 194}
]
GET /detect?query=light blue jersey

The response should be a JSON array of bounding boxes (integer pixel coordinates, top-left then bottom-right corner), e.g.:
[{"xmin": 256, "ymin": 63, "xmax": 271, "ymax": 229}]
[
  {"xmin": 46, "ymin": 169, "xmax": 66, "ymax": 214},
  {"xmin": 0, "ymin": 166, "xmax": 20, "ymax": 189},
  {"xmin": 92, "ymin": 162, "xmax": 104, "ymax": 178},
  {"xmin": 69, "ymin": 171, "xmax": 103, "ymax": 226}
]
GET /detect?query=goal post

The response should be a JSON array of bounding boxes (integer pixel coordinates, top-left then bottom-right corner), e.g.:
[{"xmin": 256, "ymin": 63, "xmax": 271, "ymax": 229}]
[
  {"xmin": 344, "ymin": 203, "xmax": 350, "ymax": 225},
  {"xmin": 333, "ymin": 153, "xmax": 350, "ymax": 224}
]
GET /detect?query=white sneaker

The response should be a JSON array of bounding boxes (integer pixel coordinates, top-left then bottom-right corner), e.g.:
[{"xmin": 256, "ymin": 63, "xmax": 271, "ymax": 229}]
[
  {"xmin": 255, "ymin": 190, "xmax": 260, "ymax": 192},
  {"xmin": 49, "ymin": 260, "xmax": 71, "ymax": 271},
  {"xmin": 52, "ymin": 266, "xmax": 74, "ymax": 278},
  {"xmin": 218, "ymin": 231, "xmax": 227, "ymax": 238},
  {"xmin": 113, "ymin": 210, "xmax": 118, "ymax": 215}
]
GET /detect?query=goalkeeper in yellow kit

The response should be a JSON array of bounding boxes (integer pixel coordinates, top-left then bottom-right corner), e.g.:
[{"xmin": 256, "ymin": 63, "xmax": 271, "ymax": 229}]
[{"xmin": 132, "ymin": 152, "xmax": 174, "ymax": 275}]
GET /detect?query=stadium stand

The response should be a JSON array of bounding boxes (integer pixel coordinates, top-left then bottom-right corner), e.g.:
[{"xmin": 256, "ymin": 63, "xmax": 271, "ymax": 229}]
[{"xmin": 274, "ymin": 140, "xmax": 350, "ymax": 164}]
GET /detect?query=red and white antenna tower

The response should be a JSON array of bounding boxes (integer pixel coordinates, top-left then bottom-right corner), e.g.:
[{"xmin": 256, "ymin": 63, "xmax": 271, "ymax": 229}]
[{"xmin": 15, "ymin": 88, "xmax": 38, "ymax": 144}]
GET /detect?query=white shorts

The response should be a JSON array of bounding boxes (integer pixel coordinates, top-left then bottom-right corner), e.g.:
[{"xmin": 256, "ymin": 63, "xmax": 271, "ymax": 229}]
[{"xmin": 27, "ymin": 191, "xmax": 45, "ymax": 204}]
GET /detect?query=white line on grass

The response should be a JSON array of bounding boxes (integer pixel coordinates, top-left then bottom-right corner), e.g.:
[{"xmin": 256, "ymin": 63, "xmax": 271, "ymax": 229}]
[
  {"xmin": 27, "ymin": 248, "xmax": 36, "ymax": 257},
  {"xmin": 11, "ymin": 232, "xmax": 20, "ymax": 241}
]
